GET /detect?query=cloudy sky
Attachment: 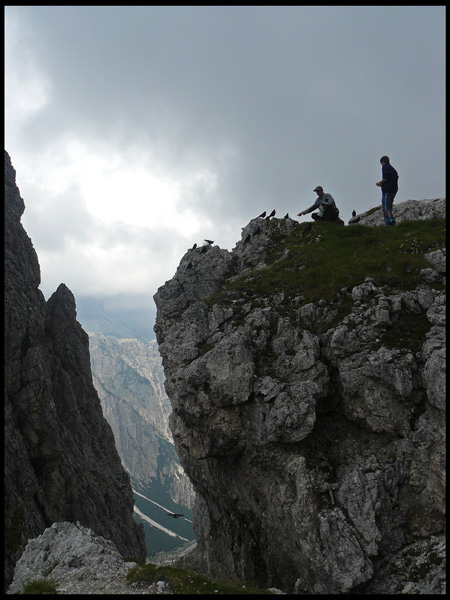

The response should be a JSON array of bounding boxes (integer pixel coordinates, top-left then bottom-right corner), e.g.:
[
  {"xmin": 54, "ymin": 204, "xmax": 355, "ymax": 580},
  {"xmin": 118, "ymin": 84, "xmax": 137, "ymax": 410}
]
[{"xmin": 5, "ymin": 6, "xmax": 446, "ymax": 325}]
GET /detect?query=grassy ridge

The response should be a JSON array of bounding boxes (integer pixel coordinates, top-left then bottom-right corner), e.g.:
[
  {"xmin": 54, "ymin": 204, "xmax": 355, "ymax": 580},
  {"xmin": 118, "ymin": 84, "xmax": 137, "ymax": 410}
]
[
  {"xmin": 221, "ymin": 218, "xmax": 445, "ymax": 306},
  {"xmin": 126, "ymin": 562, "xmax": 273, "ymax": 594}
]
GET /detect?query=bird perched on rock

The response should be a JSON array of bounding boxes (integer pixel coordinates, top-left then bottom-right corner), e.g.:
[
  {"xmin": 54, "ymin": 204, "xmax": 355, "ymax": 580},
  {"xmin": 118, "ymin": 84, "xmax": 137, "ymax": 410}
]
[
  {"xmin": 257, "ymin": 211, "xmax": 266, "ymax": 218},
  {"xmin": 352, "ymin": 210, "xmax": 356, "ymax": 217},
  {"xmin": 192, "ymin": 243, "xmax": 197, "ymax": 250},
  {"xmin": 302, "ymin": 223, "xmax": 313, "ymax": 236},
  {"xmin": 243, "ymin": 233, "xmax": 251, "ymax": 245},
  {"xmin": 284, "ymin": 213, "xmax": 289, "ymax": 219},
  {"xmin": 266, "ymin": 209, "xmax": 276, "ymax": 219},
  {"xmin": 204, "ymin": 239, "xmax": 214, "ymax": 245}
]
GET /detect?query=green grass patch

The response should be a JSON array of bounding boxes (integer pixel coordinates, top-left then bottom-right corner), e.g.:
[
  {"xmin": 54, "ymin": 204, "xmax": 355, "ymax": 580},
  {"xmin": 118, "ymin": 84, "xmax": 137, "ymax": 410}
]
[
  {"xmin": 372, "ymin": 310, "xmax": 432, "ymax": 353},
  {"xmin": 210, "ymin": 218, "xmax": 445, "ymax": 309},
  {"xmin": 126, "ymin": 562, "xmax": 272, "ymax": 594},
  {"xmin": 21, "ymin": 578, "xmax": 58, "ymax": 594}
]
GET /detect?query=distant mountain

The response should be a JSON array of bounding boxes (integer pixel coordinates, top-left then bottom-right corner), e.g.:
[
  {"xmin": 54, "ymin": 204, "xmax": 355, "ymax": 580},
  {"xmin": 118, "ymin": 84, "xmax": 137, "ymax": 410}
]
[
  {"xmin": 76, "ymin": 296, "xmax": 156, "ymax": 342},
  {"xmin": 88, "ymin": 333, "xmax": 195, "ymax": 556}
]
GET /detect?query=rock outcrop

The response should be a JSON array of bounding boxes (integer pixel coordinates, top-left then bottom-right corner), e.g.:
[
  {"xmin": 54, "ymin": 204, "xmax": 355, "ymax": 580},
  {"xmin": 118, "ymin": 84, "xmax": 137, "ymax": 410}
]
[
  {"xmin": 4, "ymin": 150, "xmax": 146, "ymax": 587},
  {"xmin": 7, "ymin": 522, "xmax": 139, "ymax": 595},
  {"xmin": 348, "ymin": 197, "xmax": 445, "ymax": 226},
  {"xmin": 154, "ymin": 200, "xmax": 446, "ymax": 594}
]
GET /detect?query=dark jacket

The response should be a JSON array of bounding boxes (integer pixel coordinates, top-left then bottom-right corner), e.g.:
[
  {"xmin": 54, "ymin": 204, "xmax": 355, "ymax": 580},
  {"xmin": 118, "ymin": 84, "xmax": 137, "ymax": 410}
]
[{"xmin": 381, "ymin": 163, "xmax": 399, "ymax": 193}]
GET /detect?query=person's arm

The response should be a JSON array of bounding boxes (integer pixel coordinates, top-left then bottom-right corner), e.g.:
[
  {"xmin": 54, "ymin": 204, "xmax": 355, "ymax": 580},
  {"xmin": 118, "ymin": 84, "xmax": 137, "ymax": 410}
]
[
  {"xmin": 376, "ymin": 164, "xmax": 389, "ymax": 187},
  {"xmin": 298, "ymin": 199, "xmax": 319, "ymax": 216}
]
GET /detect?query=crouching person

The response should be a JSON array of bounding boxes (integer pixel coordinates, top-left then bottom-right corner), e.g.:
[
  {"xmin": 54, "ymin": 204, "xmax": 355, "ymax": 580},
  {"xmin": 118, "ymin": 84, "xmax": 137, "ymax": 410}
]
[{"xmin": 298, "ymin": 186, "xmax": 342, "ymax": 223}]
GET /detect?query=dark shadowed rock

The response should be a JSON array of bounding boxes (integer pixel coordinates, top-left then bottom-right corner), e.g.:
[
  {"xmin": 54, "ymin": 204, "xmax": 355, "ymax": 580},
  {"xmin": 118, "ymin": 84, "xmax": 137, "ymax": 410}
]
[{"xmin": 4, "ymin": 150, "xmax": 146, "ymax": 587}]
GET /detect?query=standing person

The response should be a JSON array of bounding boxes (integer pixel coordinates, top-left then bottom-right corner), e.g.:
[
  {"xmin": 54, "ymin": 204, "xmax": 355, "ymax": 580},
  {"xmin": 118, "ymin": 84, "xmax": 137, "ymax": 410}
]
[
  {"xmin": 376, "ymin": 156, "xmax": 398, "ymax": 226},
  {"xmin": 297, "ymin": 186, "xmax": 341, "ymax": 223}
]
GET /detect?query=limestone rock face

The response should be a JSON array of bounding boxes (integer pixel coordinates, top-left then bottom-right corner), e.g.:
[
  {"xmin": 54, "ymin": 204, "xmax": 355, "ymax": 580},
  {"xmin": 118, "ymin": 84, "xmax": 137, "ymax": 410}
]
[
  {"xmin": 88, "ymin": 333, "xmax": 195, "ymax": 508},
  {"xmin": 88, "ymin": 335, "xmax": 172, "ymax": 443},
  {"xmin": 154, "ymin": 206, "xmax": 446, "ymax": 593},
  {"xmin": 7, "ymin": 522, "xmax": 137, "ymax": 595},
  {"xmin": 4, "ymin": 150, "xmax": 146, "ymax": 586},
  {"xmin": 348, "ymin": 197, "xmax": 445, "ymax": 226}
]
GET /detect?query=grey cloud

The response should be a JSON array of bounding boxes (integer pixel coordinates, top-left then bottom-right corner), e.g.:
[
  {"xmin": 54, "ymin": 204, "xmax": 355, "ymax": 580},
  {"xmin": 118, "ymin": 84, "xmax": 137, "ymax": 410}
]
[
  {"xmin": 22, "ymin": 185, "xmax": 96, "ymax": 251},
  {"xmin": 8, "ymin": 6, "xmax": 446, "ymax": 214},
  {"xmin": 5, "ymin": 6, "xmax": 446, "ymax": 316}
]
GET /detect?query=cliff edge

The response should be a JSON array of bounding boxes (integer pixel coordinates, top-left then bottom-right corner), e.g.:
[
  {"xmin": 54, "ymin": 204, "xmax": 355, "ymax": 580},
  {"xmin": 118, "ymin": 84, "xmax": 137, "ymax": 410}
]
[
  {"xmin": 154, "ymin": 201, "xmax": 445, "ymax": 593},
  {"xmin": 4, "ymin": 150, "xmax": 146, "ymax": 587}
]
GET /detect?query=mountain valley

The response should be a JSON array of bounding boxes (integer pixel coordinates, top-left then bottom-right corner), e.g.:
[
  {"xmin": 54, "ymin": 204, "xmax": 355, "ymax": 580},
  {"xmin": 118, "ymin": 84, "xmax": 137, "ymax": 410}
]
[{"xmin": 87, "ymin": 333, "xmax": 195, "ymax": 555}]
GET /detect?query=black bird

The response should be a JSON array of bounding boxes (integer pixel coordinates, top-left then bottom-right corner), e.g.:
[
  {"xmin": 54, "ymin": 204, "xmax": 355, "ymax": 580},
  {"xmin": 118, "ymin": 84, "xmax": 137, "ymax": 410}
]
[
  {"xmin": 257, "ymin": 211, "xmax": 266, "ymax": 218},
  {"xmin": 284, "ymin": 213, "xmax": 289, "ymax": 219},
  {"xmin": 266, "ymin": 209, "xmax": 276, "ymax": 219},
  {"xmin": 166, "ymin": 513, "xmax": 184, "ymax": 519},
  {"xmin": 254, "ymin": 226, "xmax": 261, "ymax": 235},
  {"xmin": 243, "ymin": 233, "xmax": 251, "ymax": 245},
  {"xmin": 204, "ymin": 239, "xmax": 214, "ymax": 245},
  {"xmin": 352, "ymin": 210, "xmax": 356, "ymax": 217},
  {"xmin": 186, "ymin": 262, "xmax": 193, "ymax": 270},
  {"xmin": 192, "ymin": 243, "xmax": 197, "ymax": 250},
  {"xmin": 302, "ymin": 223, "xmax": 313, "ymax": 236}
]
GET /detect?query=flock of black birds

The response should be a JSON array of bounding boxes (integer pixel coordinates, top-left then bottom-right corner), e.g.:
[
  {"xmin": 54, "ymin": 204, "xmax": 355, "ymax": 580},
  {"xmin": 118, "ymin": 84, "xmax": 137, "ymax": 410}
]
[
  {"xmin": 185, "ymin": 210, "xmax": 287, "ymax": 269},
  {"xmin": 185, "ymin": 239, "xmax": 215, "ymax": 270},
  {"xmin": 257, "ymin": 209, "xmax": 291, "ymax": 220},
  {"xmin": 242, "ymin": 209, "xmax": 280, "ymax": 245},
  {"xmin": 257, "ymin": 209, "xmax": 276, "ymax": 219},
  {"xmin": 185, "ymin": 207, "xmax": 357, "ymax": 271}
]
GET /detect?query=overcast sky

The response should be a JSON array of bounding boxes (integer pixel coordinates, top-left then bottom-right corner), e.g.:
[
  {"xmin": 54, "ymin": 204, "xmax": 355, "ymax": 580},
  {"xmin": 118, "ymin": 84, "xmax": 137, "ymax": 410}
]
[{"xmin": 5, "ymin": 6, "xmax": 446, "ymax": 322}]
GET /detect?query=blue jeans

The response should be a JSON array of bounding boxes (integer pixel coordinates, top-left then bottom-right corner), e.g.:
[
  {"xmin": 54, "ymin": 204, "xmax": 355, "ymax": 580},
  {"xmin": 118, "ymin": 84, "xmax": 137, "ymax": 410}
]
[{"xmin": 382, "ymin": 191, "xmax": 396, "ymax": 226}]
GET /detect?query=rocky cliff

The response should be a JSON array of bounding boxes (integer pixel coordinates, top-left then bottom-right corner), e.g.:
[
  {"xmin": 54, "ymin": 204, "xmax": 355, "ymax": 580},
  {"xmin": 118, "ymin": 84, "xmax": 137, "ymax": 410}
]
[
  {"xmin": 4, "ymin": 150, "xmax": 146, "ymax": 587},
  {"xmin": 88, "ymin": 333, "xmax": 195, "ymax": 508},
  {"xmin": 154, "ymin": 199, "xmax": 446, "ymax": 594}
]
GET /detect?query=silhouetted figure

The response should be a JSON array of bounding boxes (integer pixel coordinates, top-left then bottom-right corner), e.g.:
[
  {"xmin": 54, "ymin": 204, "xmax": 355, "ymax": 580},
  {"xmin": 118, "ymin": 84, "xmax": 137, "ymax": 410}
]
[
  {"xmin": 166, "ymin": 513, "xmax": 184, "ymax": 518},
  {"xmin": 352, "ymin": 210, "xmax": 356, "ymax": 217},
  {"xmin": 266, "ymin": 209, "xmax": 276, "ymax": 219},
  {"xmin": 298, "ymin": 186, "xmax": 340, "ymax": 223},
  {"xmin": 257, "ymin": 211, "xmax": 266, "ymax": 218},
  {"xmin": 284, "ymin": 213, "xmax": 289, "ymax": 219},
  {"xmin": 192, "ymin": 243, "xmax": 197, "ymax": 249},
  {"xmin": 243, "ymin": 233, "xmax": 251, "ymax": 245},
  {"xmin": 376, "ymin": 155, "xmax": 398, "ymax": 226},
  {"xmin": 204, "ymin": 239, "xmax": 214, "ymax": 245}
]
